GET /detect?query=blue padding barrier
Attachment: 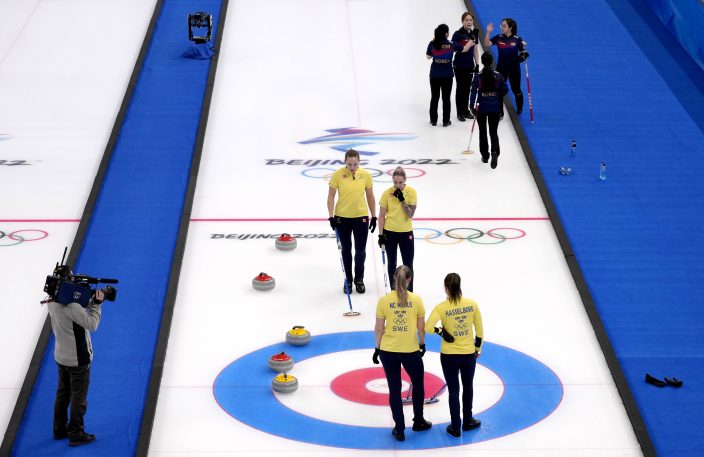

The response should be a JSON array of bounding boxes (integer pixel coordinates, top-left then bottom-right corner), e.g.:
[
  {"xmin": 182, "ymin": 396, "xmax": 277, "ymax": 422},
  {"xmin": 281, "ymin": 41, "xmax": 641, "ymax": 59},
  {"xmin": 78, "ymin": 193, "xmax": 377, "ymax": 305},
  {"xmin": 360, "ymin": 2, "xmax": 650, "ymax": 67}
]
[
  {"xmin": 642, "ymin": 0, "xmax": 704, "ymax": 71},
  {"xmin": 472, "ymin": 0, "xmax": 704, "ymax": 456},
  {"xmin": 11, "ymin": 1, "xmax": 221, "ymax": 456}
]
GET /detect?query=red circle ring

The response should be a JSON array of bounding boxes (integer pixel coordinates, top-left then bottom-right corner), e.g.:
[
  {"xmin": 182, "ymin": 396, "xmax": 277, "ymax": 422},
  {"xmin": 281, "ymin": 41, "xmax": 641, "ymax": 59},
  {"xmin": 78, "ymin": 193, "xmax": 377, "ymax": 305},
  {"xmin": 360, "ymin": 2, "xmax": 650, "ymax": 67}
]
[{"xmin": 330, "ymin": 367, "xmax": 445, "ymax": 406}]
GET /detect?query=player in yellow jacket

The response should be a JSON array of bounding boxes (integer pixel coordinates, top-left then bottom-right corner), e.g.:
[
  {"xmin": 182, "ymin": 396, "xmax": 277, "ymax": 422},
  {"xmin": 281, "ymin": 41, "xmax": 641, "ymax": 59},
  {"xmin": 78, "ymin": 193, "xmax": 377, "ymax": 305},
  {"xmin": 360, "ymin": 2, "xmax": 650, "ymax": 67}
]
[
  {"xmin": 373, "ymin": 266, "xmax": 432, "ymax": 441},
  {"xmin": 327, "ymin": 149, "xmax": 376, "ymax": 293},
  {"xmin": 378, "ymin": 167, "xmax": 418, "ymax": 291},
  {"xmin": 424, "ymin": 273, "xmax": 484, "ymax": 437}
]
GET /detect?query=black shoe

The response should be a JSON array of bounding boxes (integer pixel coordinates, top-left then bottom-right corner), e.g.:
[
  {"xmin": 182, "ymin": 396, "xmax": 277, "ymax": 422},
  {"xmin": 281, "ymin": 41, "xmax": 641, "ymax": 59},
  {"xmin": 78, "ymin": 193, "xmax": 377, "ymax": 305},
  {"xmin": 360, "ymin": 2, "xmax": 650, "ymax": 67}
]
[
  {"xmin": 343, "ymin": 282, "xmax": 354, "ymax": 294},
  {"xmin": 430, "ymin": 121, "xmax": 437, "ymax": 126},
  {"xmin": 53, "ymin": 431, "xmax": 68, "ymax": 440},
  {"xmin": 463, "ymin": 418, "xmax": 481, "ymax": 431},
  {"xmin": 69, "ymin": 433, "xmax": 95, "ymax": 447},
  {"xmin": 354, "ymin": 279, "xmax": 365, "ymax": 294},
  {"xmin": 392, "ymin": 427, "xmax": 405, "ymax": 441},
  {"xmin": 412, "ymin": 419, "xmax": 432, "ymax": 431},
  {"xmin": 446, "ymin": 425, "xmax": 461, "ymax": 438},
  {"xmin": 665, "ymin": 377, "xmax": 683, "ymax": 387},
  {"xmin": 442, "ymin": 121, "xmax": 452, "ymax": 127},
  {"xmin": 466, "ymin": 112, "xmax": 474, "ymax": 119},
  {"xmin": 516, "ymin": 108, "xmax": 523, "ymax": 115},
  {"xmin": 457, "ymin": 114, "xmax": 466, "ymax": 122},
  {"xmin": 645, "ymin": 373, "xmax": 666, "ymax": 387},
  {"xmin": 481, "ymin": 154, "xmax": 489, "ymax": 163},
  {"xmin": 490, "ymin": 153, "xmax": 498, "ymax": 169}
]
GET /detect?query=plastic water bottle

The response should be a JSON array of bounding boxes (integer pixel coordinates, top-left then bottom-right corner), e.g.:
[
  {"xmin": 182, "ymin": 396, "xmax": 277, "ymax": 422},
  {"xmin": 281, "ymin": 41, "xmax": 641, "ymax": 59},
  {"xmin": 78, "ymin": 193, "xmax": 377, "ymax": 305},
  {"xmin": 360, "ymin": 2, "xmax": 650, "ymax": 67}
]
[
  {"xmin": 599, "ymin": 161, "xmax": 607, "ymax": 181},
  {"xmin": 559, "ymin": 167, "xmax": 572, "ymax": 175},
  {"xmin": 570, "ymin": 140, "xmax": 576, "ymax": 158}
]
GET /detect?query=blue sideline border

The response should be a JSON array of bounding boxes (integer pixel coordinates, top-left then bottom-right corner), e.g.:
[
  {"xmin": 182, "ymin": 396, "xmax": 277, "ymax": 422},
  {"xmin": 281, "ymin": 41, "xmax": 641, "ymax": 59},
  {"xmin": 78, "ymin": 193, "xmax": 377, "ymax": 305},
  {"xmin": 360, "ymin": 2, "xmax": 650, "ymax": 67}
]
[
  {"xmin": 469, "ymin": 0, "xmax": 704, "ymax": 456},
  {"xmin": 0, "ymin": 1, "xmax": 165, "ymax": 455},
  {"xmin": 464, "ymin": 0, "xmax": 658, "ymax": 456},
  {"xmin": 2, "ymin": 1, "xmax": 224, "ymax": 456}
]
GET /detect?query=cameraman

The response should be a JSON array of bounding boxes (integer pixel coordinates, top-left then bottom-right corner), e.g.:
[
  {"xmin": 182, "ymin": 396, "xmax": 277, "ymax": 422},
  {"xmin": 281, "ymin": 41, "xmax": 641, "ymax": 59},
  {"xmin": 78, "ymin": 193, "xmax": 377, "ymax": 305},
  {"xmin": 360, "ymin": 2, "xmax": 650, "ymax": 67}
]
[{"xmin": 47, "ymin": 285, "xmax": 104, "ymax": 447}]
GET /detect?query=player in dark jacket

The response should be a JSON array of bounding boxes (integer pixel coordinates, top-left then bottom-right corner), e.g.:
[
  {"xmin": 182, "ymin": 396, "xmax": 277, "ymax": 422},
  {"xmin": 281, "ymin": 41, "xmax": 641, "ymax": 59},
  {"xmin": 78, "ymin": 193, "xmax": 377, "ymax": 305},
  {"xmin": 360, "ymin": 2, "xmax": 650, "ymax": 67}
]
[
  {"xmin": 426, "ymin": 24, "xmax": 474, "ymax": 127},
  {"xmin": 484, "ymin": 18, "xmax": 528, "ymax": 115},
  {"xmin": 451, "ymin": 13, "xmax": 480, "ymax": 122},
  {"xmin": 470, "ymin": 53, "xmax": 508, "ymax": 169}
]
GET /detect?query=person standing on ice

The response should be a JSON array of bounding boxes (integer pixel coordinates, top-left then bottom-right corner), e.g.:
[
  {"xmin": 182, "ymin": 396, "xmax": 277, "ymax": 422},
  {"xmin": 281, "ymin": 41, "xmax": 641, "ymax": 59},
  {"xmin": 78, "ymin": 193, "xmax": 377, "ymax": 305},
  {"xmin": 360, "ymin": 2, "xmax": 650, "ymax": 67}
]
[
  {"xmin": 452, "ymin": 12, "xmax": 480, "ymax": 122},
  {"xmin": 372, "ymin": 266, "xmax": 432, "ymax": 441},
  {"xmin": 327, "ymin": 148, "xmax": 376, "ymax": 294},
  {"xmin": 425, "ymin": 272, "xmax": 484, "ymax": 438},
  {"xmin": 377, "ymin": 166, "xmax": 417, "ymax": 291},
  {"xmin": 470, "ymin": 52, "xmax": 507, "ymax": 169},
  {"xmin": 426, "ymin": 24, "xmax": 475, "ymax": 127},
  {"xmin": 484, "ymin": 18, "xmax": 529, "ymax": 115}
]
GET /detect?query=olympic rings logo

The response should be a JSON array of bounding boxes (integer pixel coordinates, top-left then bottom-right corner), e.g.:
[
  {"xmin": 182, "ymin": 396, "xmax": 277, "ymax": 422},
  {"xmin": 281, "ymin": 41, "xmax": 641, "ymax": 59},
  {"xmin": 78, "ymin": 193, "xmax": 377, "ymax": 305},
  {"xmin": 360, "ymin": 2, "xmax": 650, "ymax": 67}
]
[
  {"xmin": 0, "ymin": 229, "xmax": 49, "ymax": 247},
  {"xmin": 415, "ymin": 227, "xmax": 526, "ymax": 245},
  {"xmin": 301, "ymin": 167, "xmax": 426, "ymax": 183}
]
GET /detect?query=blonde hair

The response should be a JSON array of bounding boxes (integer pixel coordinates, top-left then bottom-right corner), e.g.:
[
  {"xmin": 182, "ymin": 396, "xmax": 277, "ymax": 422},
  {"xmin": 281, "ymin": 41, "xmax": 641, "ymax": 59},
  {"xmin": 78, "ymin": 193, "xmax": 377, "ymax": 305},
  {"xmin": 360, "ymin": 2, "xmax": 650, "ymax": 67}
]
[{"xmin": 394, "ymin": 265, "xmax": 412, "ymax": 306}]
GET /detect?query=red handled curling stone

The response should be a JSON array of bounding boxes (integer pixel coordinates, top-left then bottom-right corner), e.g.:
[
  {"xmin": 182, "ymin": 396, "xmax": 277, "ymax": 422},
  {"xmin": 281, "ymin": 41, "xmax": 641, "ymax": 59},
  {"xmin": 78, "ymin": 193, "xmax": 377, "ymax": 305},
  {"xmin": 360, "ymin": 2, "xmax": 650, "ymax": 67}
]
[
  {"xmin": 252, "ymin": 272, "xmax": 275, "ymax": 291},
  {"xmin": 286, "ymin": 325, "xmax": 311, "ymax": 346},
  {"xmin": 268, "ymin": 352, "xmax": 294, "ymax": 372},
  {"xmin": 275, "ymin": 233, "xmax": 297, "ymax": 251},
  {"xmin": 272, "ymin": 373, "xmax": 299, "ymax": 393}
]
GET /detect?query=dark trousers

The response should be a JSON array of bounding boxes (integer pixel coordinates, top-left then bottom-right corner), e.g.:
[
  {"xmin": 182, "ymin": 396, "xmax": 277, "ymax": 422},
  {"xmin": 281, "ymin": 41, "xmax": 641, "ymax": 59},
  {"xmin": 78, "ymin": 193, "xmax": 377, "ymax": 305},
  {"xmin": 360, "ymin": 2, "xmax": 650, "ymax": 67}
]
[
  {"xmin": 440, "ymin": 353, "xmax": 477, "ymax": 430},
  {"xmin": 54, "ymin": 363, "xmax": 91, "ymax": 438},
  {"xmin": 477, "ymin": 113, "xmax": 501, "ymax": 160},
  {"xmin": 380, "ymin": 350, "xmax": 425, "ymax": 431},
  {"xmin": 454, "ymin": 67, "xmax": 474, "ymax": 117},
  {"xmin": 337, "ymin": 216, "xmax": 368, "ymax": 283},
  {"xmin": 499, "ymin": 67, "xmax": 523, "ymax": 112},
  {"xmin": 429, "ymin": 77, "xmax": 453, "ymax": 123},
  {"xmin": 384, "ymin": 230, "xmax": 414, "ymax": 291}
]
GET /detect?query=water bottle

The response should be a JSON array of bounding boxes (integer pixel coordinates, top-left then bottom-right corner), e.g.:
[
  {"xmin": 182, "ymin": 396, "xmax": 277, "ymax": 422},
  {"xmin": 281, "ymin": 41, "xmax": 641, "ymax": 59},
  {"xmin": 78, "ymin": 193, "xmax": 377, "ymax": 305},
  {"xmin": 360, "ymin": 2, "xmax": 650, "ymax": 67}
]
[
  {"xmin": 599, "ymin": 161, "xmax": 606, "ymax": 181},
  {"xmin": 570, "ymin": 140, "xmax": 576, "ymax": 158}
]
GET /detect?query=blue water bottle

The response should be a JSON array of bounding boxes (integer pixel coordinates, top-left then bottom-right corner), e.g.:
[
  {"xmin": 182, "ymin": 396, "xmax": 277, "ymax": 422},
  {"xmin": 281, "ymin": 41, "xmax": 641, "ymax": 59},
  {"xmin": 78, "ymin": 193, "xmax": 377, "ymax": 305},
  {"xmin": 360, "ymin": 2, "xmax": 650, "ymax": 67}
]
[{"xmin": 599, "ymin": 161, "xmax": 607, "ymax": 181}]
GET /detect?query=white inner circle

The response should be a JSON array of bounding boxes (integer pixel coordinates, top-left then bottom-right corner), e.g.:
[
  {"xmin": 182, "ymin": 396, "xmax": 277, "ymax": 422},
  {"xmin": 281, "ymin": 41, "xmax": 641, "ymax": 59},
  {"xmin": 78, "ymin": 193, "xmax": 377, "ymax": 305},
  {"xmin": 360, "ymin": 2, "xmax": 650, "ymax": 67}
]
[
  {"xmin": 364, "ymin": 378, "xmax": 410, "ymax": 394},
  {"xmin": 274, "ymin": 349, "xmax": 504, "ymax": 427}
]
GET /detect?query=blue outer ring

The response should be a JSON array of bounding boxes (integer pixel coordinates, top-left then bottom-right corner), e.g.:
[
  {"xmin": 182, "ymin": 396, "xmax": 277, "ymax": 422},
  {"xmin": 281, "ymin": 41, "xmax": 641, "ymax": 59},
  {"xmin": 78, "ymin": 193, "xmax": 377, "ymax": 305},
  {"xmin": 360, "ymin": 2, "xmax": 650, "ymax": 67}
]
[{"xmin": 213, "ymin": 331, "xmax": 563, "ymax": 449}]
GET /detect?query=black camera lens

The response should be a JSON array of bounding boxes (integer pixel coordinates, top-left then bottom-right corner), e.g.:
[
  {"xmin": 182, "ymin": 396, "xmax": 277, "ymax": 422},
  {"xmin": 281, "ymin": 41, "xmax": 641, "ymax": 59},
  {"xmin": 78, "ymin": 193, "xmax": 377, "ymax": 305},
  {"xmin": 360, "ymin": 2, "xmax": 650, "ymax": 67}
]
[{"xmin": 103, "ymin": 286, "xmax": 117, "ymax": 302}]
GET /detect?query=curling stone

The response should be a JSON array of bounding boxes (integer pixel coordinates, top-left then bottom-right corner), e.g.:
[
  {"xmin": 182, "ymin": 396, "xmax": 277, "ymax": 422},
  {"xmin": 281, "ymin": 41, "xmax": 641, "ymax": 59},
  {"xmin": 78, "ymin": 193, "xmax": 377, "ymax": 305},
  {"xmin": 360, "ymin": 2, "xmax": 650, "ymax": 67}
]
[
  {"xmin": 286, "ymin": 325, "xmax": 311, "ymax": 346},
  {"xmin": 268, "ymin": 352, "xmax": 294, "ymax": 372},
  {"xmin": 275, "ymin": 233, "xmax": 297, "ymax": 251},
  {"xmin": 252, "ymin": 272, "xmax": 275, "ymax": 291},
  {"xmin": 272, "ymin": 373, "xmax": 299, "ymax": 393}
]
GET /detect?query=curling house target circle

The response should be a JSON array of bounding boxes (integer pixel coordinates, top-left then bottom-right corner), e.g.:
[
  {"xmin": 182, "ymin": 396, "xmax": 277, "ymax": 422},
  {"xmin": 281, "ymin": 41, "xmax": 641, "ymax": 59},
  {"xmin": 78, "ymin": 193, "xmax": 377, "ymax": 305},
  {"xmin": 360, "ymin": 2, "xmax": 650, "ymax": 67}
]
[{"xmin": 213, "ymin": 331, "xmax": 563, "ymax": 449}]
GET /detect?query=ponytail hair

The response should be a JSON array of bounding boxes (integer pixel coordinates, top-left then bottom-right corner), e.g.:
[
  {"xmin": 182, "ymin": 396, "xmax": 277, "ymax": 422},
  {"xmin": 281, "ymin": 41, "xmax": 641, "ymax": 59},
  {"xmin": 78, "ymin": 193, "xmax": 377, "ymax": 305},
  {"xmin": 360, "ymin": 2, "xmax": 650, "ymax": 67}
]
[
  {"xmin": 394, "ymin": 265, "xmax": 412, "ymax": 306},
  {"xmin": 444, "ymin": 273, "xmax": 462, "ymax": 304},
  {"xmin": 433, "ymin": 24, "xmax": 449, "ymax": 50},
  {"xmin": 479, "ymin": 52, "xmax": 496, "ymax": 91}
]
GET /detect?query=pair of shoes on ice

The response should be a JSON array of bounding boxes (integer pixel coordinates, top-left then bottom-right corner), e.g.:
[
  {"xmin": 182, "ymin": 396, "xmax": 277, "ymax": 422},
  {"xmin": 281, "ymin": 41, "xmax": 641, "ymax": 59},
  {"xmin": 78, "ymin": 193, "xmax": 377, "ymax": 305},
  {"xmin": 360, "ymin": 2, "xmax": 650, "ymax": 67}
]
[
  {"xmin": 343, "ymin": 279, "xmax": 365, "ymax": 294},
  {"xmin": 446, "ymin": 417, "xmax": 481, "ymax": 437},
  {"xmin": 391, "ymin": 419, "xmax": 433, "ymax": 441},
  {"xmin": 54, "ymin": 432, "xmax": 95, "ymax": 446},
  {"xmin": 480, "ymin": 154, "xmax": 499, "ymax": 169},
  {"xmin": 645, "ymin": 373, "xmax": 683, "ymax": 387}
]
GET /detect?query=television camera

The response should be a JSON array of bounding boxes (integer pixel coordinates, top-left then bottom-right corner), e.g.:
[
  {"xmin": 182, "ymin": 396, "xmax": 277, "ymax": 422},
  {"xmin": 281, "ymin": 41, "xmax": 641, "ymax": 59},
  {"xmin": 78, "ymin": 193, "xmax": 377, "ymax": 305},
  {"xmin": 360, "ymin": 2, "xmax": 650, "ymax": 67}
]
[{"xmin": 43, "ymin": 248, "xmax": 118, "ymax": 307}]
